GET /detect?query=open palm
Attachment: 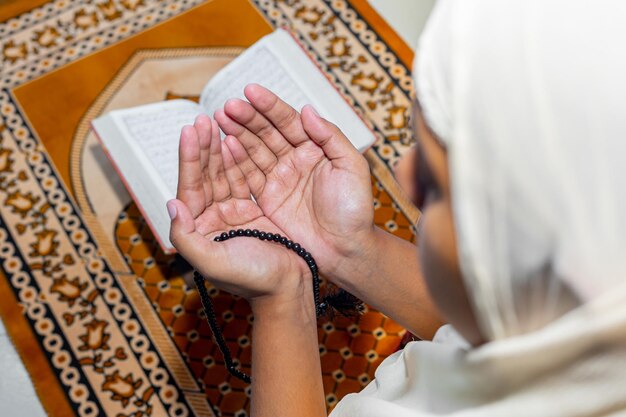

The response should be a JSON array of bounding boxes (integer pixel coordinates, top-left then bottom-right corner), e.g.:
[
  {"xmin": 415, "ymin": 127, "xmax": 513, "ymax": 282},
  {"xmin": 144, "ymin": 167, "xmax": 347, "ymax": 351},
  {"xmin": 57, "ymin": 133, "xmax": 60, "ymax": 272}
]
[
  {"xmin": 214, "ymin": 84, "xmax": 376, "ymax": 281},
  {"xmin": 167, "ymin": 115, "xmax": 309, "ymax": 301}
]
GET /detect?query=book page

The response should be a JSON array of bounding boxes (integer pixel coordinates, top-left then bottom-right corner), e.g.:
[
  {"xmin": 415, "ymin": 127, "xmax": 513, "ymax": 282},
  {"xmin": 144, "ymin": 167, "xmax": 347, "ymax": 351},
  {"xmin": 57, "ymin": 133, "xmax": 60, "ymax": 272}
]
[
  {"xmin": 111, "ymin": 99, "xmax": 203, "ymax": 196},
  {"xmin": 200, "ymin": 43, "xmax": 311, "ymax": 116},
  {"xmin": 199, "ymin": 29, "xmax": 376, "ymax": 152}
]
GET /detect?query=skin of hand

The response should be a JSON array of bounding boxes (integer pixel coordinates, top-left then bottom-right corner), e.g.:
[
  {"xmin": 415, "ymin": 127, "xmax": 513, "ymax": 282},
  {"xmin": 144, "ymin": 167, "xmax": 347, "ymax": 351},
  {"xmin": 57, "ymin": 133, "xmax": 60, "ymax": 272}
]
[
  {"xmin": 393, "ymin": 144, "xmax": 418, "ymax": 202},
  {"xmin": 213, "ymin": 84, "xmax": 376, "ymax": 285},
  {"xmin": 166, "ymin": 115, "xmax": 312, "ymax": 307},
  {"xmin": 214, "ymin": 84, "xmax": 444, "ymax": 340}
]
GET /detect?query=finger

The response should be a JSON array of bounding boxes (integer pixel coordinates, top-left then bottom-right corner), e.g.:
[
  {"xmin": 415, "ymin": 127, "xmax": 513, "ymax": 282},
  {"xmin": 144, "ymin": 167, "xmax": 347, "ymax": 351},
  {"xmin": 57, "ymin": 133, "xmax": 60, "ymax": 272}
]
[
  {"xmin": 223, "ymin": 96, "xmax": 292, "ymax": 156},
  {"xmin": 167, "ymin": 199, "xmax": 228, "ymax": 277},
  {"xmin": 194, "ymin": 114, "xmax": 213, "ymax": 204},
  {"xmin": 244, "ymin": 83, "xmax": 310, "ymax": 146},
  {"xmin": 301, "ymin": 105, "xmax": 359, "ymax": 167},
  {"xmin": 208, "ymin": 119, "xmax": 231, "ymax": 203},
  {"xmin": 176, "ymin": 125, "xmax": 205, "ymax": 217},
  {"xmin": 215, "ymin": 107, "xmax": 278, "ymax": 174},
  {"xmin": 224, "ymin": 135, "xmax": 267, "ymax": 198},
  {"xmin": 221, "ymin": 136, "xmax": 251, "ymax": 199}
]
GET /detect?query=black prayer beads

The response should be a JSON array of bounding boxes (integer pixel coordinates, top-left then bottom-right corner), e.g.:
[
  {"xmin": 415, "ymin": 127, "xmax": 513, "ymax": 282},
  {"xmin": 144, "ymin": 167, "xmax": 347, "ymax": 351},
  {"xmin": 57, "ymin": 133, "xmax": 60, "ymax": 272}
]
[
  {"xmin": 214, "ymin": 229, "xmax": 324, "ymax": 316},
  {"xmin": 193, "ymin": 229, "xmax": 363, "ymax": 383}
]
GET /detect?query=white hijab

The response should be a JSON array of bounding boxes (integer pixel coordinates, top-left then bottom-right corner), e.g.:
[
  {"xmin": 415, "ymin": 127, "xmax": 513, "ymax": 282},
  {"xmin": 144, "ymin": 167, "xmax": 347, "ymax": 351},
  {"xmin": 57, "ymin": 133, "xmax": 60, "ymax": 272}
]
[{"xmin": 332, "ymin": 1, "xmax": 626, "ymax": 415}]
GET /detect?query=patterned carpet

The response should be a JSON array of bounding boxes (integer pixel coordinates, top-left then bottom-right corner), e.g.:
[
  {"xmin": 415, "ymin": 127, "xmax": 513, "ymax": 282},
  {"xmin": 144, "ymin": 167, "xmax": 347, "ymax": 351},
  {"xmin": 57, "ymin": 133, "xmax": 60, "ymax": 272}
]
[{"xmin": 0, "ymin": 0, "xmax": 420, "ymax": 415}]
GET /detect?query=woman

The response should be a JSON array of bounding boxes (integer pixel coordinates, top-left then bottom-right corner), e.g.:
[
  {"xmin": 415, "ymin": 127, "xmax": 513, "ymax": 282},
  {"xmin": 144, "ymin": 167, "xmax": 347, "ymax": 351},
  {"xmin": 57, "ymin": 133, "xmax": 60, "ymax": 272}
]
[{"xmin": 166, "ymin": 0, "xmax": 626, "ymax": 415}]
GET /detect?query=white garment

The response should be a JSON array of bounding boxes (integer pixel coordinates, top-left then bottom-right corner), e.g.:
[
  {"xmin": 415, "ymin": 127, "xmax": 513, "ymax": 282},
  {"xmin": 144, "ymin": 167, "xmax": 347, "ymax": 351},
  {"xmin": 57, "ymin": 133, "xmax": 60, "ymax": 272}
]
[{"xmin": 332, "ymin": 0, "xmax": 626, "ymax": 415}]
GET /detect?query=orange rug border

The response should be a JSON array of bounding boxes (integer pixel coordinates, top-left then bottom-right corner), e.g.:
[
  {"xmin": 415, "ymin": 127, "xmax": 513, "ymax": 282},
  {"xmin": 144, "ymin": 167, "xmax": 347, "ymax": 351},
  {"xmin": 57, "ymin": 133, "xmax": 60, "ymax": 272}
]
[
  {"xmin": 348, "ymin": 0, "xmax": 415, "ymax": 68},
  {"xmin": 0, "ymin": 0, "xmax": 50, "ymax": 23},
  {"xmin": 347, "ymin": 0, "xmax": 420, "ymax": 224}
]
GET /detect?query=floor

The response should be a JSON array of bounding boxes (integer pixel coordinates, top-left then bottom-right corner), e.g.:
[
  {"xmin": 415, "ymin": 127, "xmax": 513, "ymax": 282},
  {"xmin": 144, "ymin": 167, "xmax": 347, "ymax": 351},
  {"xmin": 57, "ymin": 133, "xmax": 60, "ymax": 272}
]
[
  {"xmin": 0, "ymin": 1, "xmax": 435, "ymax": 415},
  {"xmin": 0, "ymin": 320, "xmax": 47, "ymax": 416}
]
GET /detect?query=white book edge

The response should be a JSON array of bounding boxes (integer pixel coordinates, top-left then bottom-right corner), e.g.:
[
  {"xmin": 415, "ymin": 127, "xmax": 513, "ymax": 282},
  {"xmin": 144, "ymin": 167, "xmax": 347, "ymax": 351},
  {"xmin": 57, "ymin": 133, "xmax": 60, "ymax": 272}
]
[{"xmin": 91, "ymin": 103, "xmax": 195, "ymax": 254}]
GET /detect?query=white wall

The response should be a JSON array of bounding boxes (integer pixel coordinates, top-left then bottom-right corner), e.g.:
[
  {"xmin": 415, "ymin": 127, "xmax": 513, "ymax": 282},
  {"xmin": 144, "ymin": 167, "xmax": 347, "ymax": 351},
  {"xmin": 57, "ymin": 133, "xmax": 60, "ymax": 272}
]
[{"xmin": 368, "ymin": 0, "xmax": 436, "ymax": 49}]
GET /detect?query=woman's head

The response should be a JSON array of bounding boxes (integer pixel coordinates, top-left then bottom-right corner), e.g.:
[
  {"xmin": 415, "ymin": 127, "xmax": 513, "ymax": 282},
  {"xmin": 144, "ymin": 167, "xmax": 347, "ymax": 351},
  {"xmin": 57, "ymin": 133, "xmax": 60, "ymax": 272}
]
[{"xmin": 411, "ymin": 0, "xmax": 626, "ymax": 343}]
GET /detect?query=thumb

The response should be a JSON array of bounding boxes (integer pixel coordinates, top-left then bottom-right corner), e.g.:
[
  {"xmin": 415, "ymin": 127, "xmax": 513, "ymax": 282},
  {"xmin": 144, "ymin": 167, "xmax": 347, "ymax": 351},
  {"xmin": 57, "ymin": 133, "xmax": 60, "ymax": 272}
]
[
  {"xmin": 167, "ymin": 199, "xmax": 227, "ymax": 277},
  {"xmin": 167, "ymin": 199, "xmax": 205, "ymax": 255},
  {"xmin": 301, "ymin": 105, "xmax": 359, "ymax": 166}
]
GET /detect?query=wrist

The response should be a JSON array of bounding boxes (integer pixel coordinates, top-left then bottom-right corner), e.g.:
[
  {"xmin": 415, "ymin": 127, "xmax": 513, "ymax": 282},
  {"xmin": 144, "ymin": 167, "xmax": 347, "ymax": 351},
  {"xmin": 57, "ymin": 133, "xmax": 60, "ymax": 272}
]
[
  {"xmin": 249, "ymin": 270, "xmax": 317, "ymax": 324},
  {"xmin": 328, "ymin": 226, "xmax": 384, "ymax": 289}
]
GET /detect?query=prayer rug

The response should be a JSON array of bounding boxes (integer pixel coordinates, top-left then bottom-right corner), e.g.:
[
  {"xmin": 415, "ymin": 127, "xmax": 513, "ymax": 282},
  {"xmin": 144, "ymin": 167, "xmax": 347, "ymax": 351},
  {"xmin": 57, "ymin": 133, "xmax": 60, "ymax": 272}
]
[{"xmin": 0, "ymin": 0, "xmax": 421, "ymax": 415}]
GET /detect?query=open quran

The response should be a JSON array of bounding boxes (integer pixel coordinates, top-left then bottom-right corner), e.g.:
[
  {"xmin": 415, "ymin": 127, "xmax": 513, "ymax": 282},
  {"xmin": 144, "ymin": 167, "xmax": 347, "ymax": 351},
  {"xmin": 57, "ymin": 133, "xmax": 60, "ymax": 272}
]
[{"xmin": 91, "ymin": 29, "xmax": 376, "ymax": 253}]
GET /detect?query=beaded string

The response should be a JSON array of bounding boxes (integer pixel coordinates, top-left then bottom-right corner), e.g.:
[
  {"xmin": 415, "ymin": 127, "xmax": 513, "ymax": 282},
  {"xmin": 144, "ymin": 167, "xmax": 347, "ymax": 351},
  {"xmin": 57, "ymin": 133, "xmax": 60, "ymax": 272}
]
[{"xmin": 193, "ymin": 228, "xmax": 363, "ymax": 383}]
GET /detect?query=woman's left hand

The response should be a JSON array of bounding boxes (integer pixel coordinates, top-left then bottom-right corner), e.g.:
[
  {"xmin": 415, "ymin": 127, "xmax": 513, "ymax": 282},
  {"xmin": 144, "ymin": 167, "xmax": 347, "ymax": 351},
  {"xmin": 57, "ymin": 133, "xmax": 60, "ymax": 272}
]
[{"xmin": 167, "ymin": 115, "xmax": 313, "ymax": 308}]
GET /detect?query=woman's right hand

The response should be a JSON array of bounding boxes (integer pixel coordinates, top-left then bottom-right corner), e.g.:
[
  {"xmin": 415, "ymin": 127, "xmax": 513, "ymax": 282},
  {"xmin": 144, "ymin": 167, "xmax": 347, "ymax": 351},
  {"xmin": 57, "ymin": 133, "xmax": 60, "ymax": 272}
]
[
  {"xmin": 167, "ymin": 115, "xmax": 313, "ymax": 309},
  {"xmin": 214, "ymin": 84, "xmax": 377, "ymax": 285}
]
